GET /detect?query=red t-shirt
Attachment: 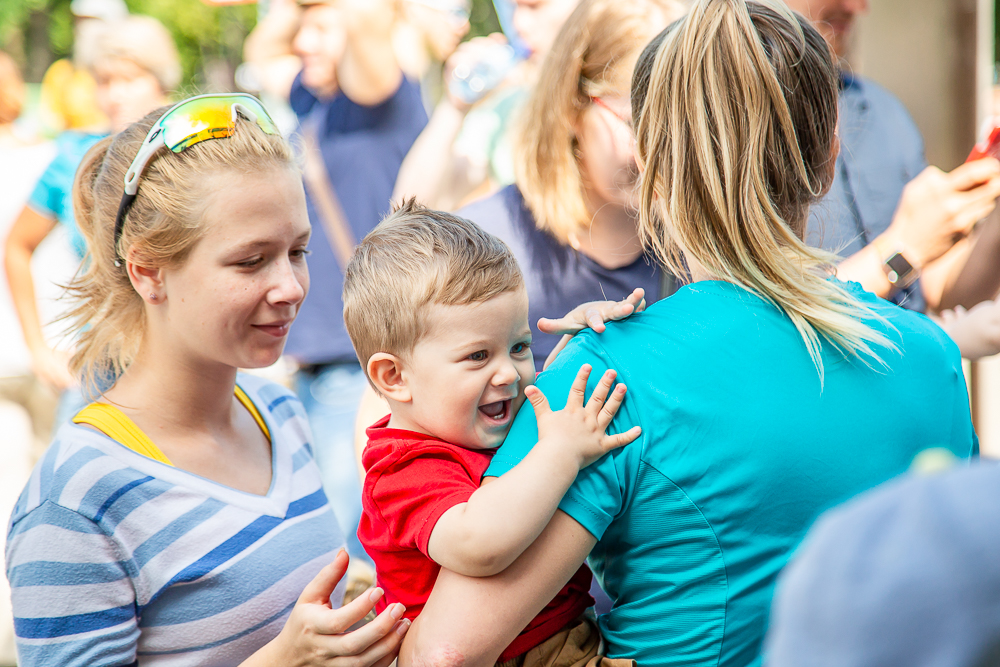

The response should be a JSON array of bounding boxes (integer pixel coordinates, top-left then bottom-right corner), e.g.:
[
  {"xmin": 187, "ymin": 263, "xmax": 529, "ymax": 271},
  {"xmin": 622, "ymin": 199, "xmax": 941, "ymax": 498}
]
[{"xmin": 358, "ymin": 416, "xmax": 594, "ymax": 661}]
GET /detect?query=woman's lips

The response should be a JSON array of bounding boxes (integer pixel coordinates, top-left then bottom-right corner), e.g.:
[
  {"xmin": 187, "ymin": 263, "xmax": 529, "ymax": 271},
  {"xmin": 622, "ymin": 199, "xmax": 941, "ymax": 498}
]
[{"xmin": 253, "ymin": 322, "xmax": 291, "ymax": 338}]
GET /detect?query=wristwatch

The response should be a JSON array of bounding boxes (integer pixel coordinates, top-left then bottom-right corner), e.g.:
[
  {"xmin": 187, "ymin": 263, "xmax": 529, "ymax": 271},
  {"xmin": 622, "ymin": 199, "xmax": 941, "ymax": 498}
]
[{"xmin": 882, "ymin": 251, "xmax": 919, "ymax": 289}]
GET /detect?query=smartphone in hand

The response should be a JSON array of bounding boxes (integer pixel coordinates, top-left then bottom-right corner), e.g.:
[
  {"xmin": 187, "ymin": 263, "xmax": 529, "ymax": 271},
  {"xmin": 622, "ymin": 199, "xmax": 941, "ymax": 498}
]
[{"xmin": 967, "ymin": 125, "xmax": 1000, "ymax": 162}]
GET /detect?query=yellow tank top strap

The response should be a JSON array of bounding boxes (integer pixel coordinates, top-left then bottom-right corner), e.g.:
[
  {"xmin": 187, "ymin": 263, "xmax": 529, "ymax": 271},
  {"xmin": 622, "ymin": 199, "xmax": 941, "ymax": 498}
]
[
  {"xmin": 234, "ymin": 384, "xmax": 271, "ymax": 442},
  {"xmin": 72, "ymin": 385, "xmax": 270, "ymax": 466},
  {"xmin": 73, "ymin": 403, "xmax": 174, "ymax": 466}
]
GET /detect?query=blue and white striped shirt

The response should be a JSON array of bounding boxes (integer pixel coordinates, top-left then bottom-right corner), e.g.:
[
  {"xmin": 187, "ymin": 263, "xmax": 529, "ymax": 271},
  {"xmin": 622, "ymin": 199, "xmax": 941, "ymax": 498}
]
[{"xmin": 6, "ymin": 375, "xmax": 346, "ymax": 666}]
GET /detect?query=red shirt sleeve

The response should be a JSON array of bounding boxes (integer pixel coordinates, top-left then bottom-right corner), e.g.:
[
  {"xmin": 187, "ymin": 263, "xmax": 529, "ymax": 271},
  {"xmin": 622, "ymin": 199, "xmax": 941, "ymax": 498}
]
[{"xmin": 368, "ymin": 447, "xmax": 483, "ymax": 557}]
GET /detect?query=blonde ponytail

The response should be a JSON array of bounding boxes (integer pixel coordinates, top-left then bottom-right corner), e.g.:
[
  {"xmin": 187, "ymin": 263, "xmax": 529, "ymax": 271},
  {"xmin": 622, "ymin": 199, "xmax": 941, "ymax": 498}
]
[{"xmin": 633, "ymin": 0, "xmax": 896, "ymax": 385}]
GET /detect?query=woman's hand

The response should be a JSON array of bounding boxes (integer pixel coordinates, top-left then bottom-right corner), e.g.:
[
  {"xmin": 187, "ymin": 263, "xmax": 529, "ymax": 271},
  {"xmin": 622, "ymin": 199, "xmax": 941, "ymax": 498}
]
[
  {"xmin": 879, "ymin": 161, "xmax": 1000, "ymax": 269},
  {"xmin": 938, "ymin": 297, "xmax": 1000, "ymax": 361},
  {"xmin": 539, "ymin": 288, "xmax": 646, "ymax": 370},
  {"xmin": 29, "ymin": 344, "xmax": 76, "ymax": 392},
  {"xmin": 245, "ymin": 550, "xmax": 408, "ymax": 667}
]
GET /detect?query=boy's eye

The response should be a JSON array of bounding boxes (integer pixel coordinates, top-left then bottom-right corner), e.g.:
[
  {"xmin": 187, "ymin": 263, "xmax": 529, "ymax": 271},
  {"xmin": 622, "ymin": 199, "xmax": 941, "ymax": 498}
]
[
  {"xmin": 511, "ymin": 342, "xmax": 530, "ymax": 354},
  {"xmin": 468, "ymin": 350, "xmax": 488, "ymax": 362}
]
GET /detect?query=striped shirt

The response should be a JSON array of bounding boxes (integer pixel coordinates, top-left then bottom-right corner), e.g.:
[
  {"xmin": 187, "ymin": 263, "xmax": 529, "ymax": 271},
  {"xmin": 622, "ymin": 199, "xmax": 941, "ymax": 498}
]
[{"xmin": 5, "ymin": 374, "xmax": 346, "ymax": 667}]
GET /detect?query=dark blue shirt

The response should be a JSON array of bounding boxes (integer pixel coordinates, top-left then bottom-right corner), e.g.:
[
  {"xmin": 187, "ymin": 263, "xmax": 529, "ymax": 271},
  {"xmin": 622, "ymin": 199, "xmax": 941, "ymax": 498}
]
[
  {"xmin": 807, "ymin": 74, "xmax": 928, "ymax": 311},
  {"xmin": 459, "ymin": 185, "xmax": 663, "ymax": 371},
  {"xmin": 285, "ymin": 74, "xmax": 428, "ymax": 365}
]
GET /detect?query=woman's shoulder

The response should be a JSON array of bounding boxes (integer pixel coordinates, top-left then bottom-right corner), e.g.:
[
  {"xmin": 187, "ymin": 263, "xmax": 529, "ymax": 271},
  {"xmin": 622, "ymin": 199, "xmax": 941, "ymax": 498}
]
[{"xmin": 8, "ymin": 423, "xmax": 143, "ymax": 534}]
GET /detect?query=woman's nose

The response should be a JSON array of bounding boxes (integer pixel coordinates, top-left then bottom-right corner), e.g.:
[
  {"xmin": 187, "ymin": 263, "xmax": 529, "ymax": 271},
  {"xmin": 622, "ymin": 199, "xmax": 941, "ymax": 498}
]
[{"xmin": 269, "ymin": 259, "xmax": 307, "ymax": 305}]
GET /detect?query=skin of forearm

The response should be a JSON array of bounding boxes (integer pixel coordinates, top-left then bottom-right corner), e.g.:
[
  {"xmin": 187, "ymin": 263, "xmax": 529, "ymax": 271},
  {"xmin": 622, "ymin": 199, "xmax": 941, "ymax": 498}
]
[
  {"xmin": 392, "ymin": 102, "xmax": 468, "ymax": 207},
  {"xmin": 936, "ymin": 211, "xmax": 1000, "ymax": 310},
  {"xmin": 5, "ymin": 233, "xmax": 47, "ymax": 351},
  {"xmin": 426, "ymin": 440, "xmax": 582, "ymax": 577},
  {"xmin": 338, "ymin": 2, "xmax": 402, "ymax": 106},
  {"xmin": 835, "ymin": 238, "xmax": 895, "ymax": 298}
]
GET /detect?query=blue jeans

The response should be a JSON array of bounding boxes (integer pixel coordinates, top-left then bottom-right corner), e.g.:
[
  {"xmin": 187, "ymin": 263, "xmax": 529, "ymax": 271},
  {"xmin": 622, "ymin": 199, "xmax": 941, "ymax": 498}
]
[{"xmin": 295, "ymin": 363, "xmax": 370, "ymax": 563}]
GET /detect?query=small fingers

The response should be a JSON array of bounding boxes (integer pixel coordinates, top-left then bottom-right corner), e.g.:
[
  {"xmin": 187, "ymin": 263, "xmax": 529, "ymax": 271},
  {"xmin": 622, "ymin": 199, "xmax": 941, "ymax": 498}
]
[
  {"xmin": 596, "ymin": 382, "xmax": 627, "ymax": 430},
  {"xmin": 525, "ymin": 385, "xmax": 552, "ymax": 418},
  {"xmin": 537, "ymin": 315, "xmax": 584, "ymax": 335},
  {"xmin": 566, "ymin": 364, "xmax": 593, "ymax": 408},
  {"xmin": 604, "ymin": 425, "xmax": 643, "ymax": 450},
  {"xmin": 584, "ymin": 369, "xmax": 618, "ymax": 414},
  {"xmin": 585, "ymin": 307, "xmax": 607, "ymax": 333}
]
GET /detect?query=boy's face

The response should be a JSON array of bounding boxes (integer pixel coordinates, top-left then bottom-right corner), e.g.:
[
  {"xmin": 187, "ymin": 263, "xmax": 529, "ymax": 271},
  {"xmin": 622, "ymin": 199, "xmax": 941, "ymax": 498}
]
[{"xmin": 400, "ymin": 288, "xmax": 535, "ymax": 450}]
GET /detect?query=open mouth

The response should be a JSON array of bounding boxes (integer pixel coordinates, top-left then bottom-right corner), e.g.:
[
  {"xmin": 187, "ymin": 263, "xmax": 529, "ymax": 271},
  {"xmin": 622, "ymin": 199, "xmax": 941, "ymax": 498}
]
[{"xmin": 478, "ymin": 399, "xmax": 511, "ymax": 423}]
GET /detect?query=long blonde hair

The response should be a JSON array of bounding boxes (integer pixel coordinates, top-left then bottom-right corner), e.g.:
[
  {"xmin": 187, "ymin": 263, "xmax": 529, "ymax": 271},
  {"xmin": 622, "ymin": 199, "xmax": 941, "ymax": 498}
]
[
  {"xmin": 633, "ymin": 0, "xmax": 894, "ymax": 383},
  {"xmin": 68, "ymin": 107, "xmax": 295, "ymax": 395},
  {"xmin": 514, "ymin": 0, "xmax": 685, "ymax": 244}
]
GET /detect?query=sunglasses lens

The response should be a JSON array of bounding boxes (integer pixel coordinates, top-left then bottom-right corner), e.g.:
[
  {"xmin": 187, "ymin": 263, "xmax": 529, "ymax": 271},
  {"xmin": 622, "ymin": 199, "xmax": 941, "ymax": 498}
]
[{"xmin": 160, "ymin": 95, "xmax": 279, "ymax": 153}]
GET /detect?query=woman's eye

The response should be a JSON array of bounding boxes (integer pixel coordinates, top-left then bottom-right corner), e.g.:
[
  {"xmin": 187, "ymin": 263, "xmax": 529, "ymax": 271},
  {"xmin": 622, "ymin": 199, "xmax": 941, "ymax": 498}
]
[
  {"xmin": 468, "ymin": 351, "xmax": 488, "ymax": 362},
  {"xmin": 291, "ymin": 248, "xmax": 311, "ymax": 260},
  {"xmin": 238, "ymin": 256, "xmax": 264, "ymax": 268}
]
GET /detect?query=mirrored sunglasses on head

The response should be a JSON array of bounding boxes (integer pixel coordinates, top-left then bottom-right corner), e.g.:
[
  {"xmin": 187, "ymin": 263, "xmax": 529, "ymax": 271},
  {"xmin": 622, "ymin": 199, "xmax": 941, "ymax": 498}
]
[{"xmin": 113, "ymin": 93, "xmax": 280, "ymax": 267}]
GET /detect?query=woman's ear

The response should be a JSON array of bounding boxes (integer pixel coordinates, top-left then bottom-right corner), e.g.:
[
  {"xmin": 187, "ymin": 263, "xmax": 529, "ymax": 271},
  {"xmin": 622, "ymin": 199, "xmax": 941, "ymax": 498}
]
[
  {"xmin": 127, "ymin": 261, "xmax": 166, "ymax": 305},
  {"xmin": 367, "ymin": 353, "xmax": 411, "ymax": 403}
]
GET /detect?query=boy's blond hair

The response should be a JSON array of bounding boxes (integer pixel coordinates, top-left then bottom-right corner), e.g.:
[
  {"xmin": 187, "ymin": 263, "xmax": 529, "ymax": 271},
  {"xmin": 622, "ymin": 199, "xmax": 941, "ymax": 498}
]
[{"xmin": 343, "ymin": 199, "xmax": 524, "ymax": 372}]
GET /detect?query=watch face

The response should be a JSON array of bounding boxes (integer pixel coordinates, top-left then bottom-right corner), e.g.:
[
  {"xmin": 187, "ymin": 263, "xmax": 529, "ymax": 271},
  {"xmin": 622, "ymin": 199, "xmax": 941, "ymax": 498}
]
[{"xmin": 885, "ymin": 252, "xmax": 917, "ymax": 286}]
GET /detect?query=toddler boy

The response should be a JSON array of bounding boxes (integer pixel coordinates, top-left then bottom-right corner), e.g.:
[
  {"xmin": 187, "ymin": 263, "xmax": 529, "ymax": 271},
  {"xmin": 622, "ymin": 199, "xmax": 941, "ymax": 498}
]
[{"xmin": 343, "ymin": 200, "xmax": 641, "ymax": 665}]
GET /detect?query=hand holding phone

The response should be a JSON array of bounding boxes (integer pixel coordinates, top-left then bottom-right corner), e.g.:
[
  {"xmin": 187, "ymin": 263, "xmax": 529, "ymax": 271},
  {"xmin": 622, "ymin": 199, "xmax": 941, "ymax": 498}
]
[{"xmin": 967, "ymin": 125, "xmax": 1000, "ymax": 163}]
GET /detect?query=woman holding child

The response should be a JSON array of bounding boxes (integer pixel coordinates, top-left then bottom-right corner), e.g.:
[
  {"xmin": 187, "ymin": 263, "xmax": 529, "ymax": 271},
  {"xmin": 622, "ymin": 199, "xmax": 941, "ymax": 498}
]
[{"xmin": 401, "ymin": 1, "xmax": 978, "ymax": 665}]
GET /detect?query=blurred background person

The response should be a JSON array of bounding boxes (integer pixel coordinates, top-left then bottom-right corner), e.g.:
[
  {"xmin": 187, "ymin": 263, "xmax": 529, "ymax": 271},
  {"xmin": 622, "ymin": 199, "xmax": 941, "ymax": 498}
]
[
  {"xmin": 4, "ymin": 15, "xmax": 178, "ymax": 435},
  {"xmin": 37, "ymin": 0, "xmax": 127, "ymax": 136},
  {"xmin": 783, "ymin": 0, "xmax": 1000, "ymax": 317},
  {"xmin": 394, "ymin": 0, "xmax": 472, "ymax": 111},
  {"xmin": 392, "ymin": 0, "xmax": 581, "ymax": 211},
  {"xmin": 0, "ymin": 49, "xmax": 58, "ymax": 667},
  {"xmin": 244, "ymin": 0, "xmax": 428, "ymax": 569}
]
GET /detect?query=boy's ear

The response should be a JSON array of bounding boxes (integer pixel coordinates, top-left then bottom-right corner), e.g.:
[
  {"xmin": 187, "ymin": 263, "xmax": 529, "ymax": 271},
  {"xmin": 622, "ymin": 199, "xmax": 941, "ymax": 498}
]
[{"xmin": 367, "ymin": 353, "xmax": 411, "ymax": 403}]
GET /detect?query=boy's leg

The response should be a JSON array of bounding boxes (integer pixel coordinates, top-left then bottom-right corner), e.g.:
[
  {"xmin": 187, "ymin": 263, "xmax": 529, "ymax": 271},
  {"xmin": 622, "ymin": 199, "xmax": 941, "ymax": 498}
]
[{"xmin": 512, "ymin": 616, "xmax": 636, "ymax": 667}]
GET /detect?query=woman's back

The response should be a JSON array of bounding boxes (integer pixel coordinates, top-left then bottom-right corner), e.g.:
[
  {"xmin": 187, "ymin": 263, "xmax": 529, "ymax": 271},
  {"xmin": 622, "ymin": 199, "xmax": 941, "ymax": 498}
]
[{"xmin": 489, "ymin": 280, "xmax": 976, "ymax": 665}]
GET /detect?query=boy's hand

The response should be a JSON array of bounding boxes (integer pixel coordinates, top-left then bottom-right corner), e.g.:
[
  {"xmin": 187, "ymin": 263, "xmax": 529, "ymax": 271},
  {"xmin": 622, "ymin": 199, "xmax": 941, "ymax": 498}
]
[
  {"xmin": 539, "ymin": 288, "xmax": 645, "ymax": 370},
  {"xmin": 525, "ymin": 364, "xmax": 642, "ymax": 469}
]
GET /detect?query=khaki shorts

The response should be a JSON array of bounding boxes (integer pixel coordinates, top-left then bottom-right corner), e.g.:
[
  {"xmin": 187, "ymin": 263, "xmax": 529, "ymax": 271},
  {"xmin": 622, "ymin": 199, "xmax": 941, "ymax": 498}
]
[{"xmin": 496, "ymin": 615, "xmax": 636, "ymax": 667}]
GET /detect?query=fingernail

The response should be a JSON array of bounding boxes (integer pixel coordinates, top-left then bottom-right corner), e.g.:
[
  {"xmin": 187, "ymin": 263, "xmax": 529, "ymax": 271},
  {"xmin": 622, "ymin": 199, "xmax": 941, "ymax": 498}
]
[
  {"xmin": 390, "ymin": 603, "xmax": 405, "ymax": 620},
  {"xmin": 369, "ymin": 587, "xmax": 384, "ymax": 603},
  {"xmin": 396, "ymin": 618, "xmax": 411, "ymax": 636}
]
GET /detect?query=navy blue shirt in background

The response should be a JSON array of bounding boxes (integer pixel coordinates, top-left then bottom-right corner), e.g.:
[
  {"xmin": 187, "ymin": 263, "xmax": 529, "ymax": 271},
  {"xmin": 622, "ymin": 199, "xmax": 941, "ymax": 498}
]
[
  {"xmin": 286, "ymin": 74, "xmax": 428, "ymax": 365},
  {"xmin": 807, "ymin": 74, "xmax": 928, "ymax": 311},
  {"xmin": 460, "ymin": 185, "xmax": 663, "ymax": 371}
]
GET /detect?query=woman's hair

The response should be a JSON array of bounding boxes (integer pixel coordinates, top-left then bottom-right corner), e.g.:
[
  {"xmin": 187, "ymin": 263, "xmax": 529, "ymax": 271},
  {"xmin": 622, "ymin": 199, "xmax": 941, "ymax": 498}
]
[
  {"xmin": 93, "ymin": 16, "xmax": 182, "ymax": 91},
  {"xmin": 632, "ymin": 0, "xmax": 894, "ymax": 383},
  {"xmin": 513, "ymin": 0, "xmax": 685, "ymax": 244},
  {"xmin": 67, "ymin": 106, "xmax": 296, "ymax": 395},
  {"xmin": 0, "ymin": 51, "xmax": 25, "ymax": 125}
]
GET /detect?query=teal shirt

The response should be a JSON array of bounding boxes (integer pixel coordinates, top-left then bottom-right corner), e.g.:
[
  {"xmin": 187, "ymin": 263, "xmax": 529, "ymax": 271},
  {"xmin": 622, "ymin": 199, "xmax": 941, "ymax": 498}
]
[
  {"xmin": 27, "ymin": 131, "xmax": 106, "ymax": 259},
  {"xmin": 486, "ymin": 280, "xmax": 977, "ymax": 667}
]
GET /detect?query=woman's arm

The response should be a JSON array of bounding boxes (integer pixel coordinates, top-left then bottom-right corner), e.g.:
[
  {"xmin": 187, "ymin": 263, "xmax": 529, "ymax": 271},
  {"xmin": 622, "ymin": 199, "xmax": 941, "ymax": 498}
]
[
  {"xmin": 4, "ymin": 204, "xmax": 74, "ymax": 390},
  {"xmin": 400, "ymin": 510, "xmax": 596, "ymax": 667},
  {"xmin": 836, "ymin": 161, "xmax": 1000, "ymax": 299}
]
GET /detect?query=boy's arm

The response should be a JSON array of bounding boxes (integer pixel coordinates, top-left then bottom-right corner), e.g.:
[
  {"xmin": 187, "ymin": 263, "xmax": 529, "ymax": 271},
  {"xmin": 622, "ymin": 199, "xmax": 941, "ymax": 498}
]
[{"xmin": 426, "ymin": 366, "xmax": 640, "ymax": 577}]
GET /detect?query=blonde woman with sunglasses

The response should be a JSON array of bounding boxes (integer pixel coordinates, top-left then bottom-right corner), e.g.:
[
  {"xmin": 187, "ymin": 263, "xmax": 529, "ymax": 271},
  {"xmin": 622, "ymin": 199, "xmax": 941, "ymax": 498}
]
[
  {"xmin": 400, "ymin": 1, "xmax": 976, "ymax": 665},
  {"xmin": 5, "ymin": 95, "xmax": 407, "ymax": 667}
]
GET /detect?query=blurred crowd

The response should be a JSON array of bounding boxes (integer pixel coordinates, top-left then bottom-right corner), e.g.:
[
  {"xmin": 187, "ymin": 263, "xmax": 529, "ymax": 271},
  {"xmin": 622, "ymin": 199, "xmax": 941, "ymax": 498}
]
[{"xmin": 4, "ymin": 0, "xmax": 1000, "ymax": 664}]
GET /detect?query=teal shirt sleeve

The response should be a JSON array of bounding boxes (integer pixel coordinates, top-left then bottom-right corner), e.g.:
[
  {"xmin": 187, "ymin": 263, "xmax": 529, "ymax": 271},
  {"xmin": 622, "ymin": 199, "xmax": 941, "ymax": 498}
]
[
  {"xmin": 486, "ymin": 330, "xmax": 644, "ymax": 540},
  {"xmin": 27, "ymin": 156, "xmax": 63, "ymax": 220}
]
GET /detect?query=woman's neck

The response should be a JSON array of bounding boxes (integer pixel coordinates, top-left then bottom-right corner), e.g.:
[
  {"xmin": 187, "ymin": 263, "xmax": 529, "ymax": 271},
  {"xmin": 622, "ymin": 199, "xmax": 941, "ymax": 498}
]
[
  {"xmin": 570, "ymin": 197, "xmax": 644, "ymax": 269},
  {"xmin": 103, "ymin": 343, "xmax": 239, "ymax": 437}
]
